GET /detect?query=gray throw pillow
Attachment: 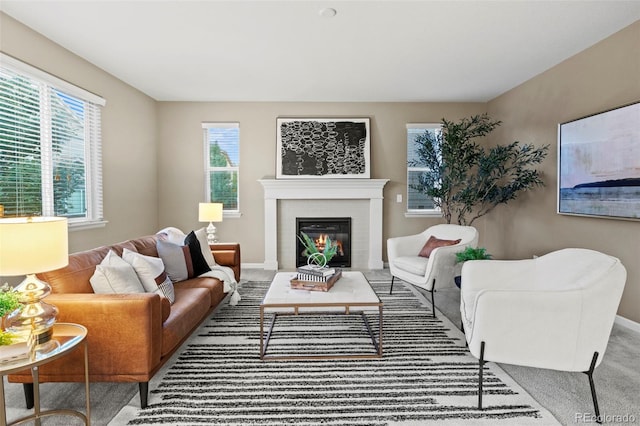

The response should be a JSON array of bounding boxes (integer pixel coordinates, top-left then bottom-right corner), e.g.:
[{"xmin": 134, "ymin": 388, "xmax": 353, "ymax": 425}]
[{"xmin": 156, "ymin": 236, "xmax": 211, "ymax": 283}]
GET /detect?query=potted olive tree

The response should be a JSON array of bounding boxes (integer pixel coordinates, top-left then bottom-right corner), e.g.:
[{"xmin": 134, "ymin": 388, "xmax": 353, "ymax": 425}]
[{"xmin": 410, "ymin": 114, "xmax": 549, "ymax": 226}]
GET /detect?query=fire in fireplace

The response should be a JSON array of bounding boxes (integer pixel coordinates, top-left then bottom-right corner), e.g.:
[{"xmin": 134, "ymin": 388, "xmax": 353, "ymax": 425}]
[{"xmin": 296, "ymin": 217, "xmax": 351, "ymax": 267}]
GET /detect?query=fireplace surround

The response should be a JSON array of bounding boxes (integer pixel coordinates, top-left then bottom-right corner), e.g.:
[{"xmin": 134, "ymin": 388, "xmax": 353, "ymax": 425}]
[{"xmin": 258, "ymin": 178, "xmax": 389, "ymax": 270}]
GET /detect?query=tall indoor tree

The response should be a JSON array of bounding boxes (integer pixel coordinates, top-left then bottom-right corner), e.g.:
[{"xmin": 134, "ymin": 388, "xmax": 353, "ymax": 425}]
[{"xmin": 410, "ymin": 114, "xmax": 549, "ymax": 225}]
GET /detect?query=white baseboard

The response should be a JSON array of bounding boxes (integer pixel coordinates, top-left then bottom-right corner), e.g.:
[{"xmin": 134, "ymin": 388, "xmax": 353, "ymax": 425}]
[
  {"xmin": 615, "ymin": 314, "xmax": 640, "ymax": 333},
  {"xmin": 242, "ymin": 262, "xmax": 267, "ymax": 269}
]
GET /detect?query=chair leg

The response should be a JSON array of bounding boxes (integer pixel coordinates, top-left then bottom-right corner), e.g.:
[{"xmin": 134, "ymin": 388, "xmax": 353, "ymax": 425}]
[
  {"xmin": 478, "ymin": 341, "xmax": 486, "ymax": 410},
  {"xmin": 584, "ymin": 352, "xmax": 601, "ymax": 424},
  {"xmin": 23, "ymin": 383, "xmax": 34, "ymax": 409},
  {"xmin": 389, "ymin": 276, "xmax": 395, "ymax": 295},
  {"xmin": 139, "ymin": 381, "xmax": 149, "ymax": 408},
  {"xmin": 429, "ymin": 278, "xmax": 436, "ymax": 318}
]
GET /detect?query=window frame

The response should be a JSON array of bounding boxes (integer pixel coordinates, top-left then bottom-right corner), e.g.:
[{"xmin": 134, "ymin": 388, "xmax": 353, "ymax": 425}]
[
  {"xmin": 0, "ymin": 53, "xmax": 106, "ymax": 230},
  {"xmin": 202, "ymin": 122, "xmax": 240, "ymax": 217},
  {"xmin": 406, "ymin": 123, "xmax": 442, "ymax": 217}
]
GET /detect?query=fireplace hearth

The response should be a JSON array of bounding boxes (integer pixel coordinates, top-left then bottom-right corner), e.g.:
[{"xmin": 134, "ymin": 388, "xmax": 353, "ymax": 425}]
[{"xmin": 296, "ymin": 217, "xmax": 351, "ymax": 268}]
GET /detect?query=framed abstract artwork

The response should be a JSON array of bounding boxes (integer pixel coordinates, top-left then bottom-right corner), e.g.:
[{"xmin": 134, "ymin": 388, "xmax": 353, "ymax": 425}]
[
  {"xmin": 558, "ymin": 102, "xmax": 640, "ymax": 220},
  {"xmin": 276, "ymin": 118, "xmax": 370, "ymax": 179}
]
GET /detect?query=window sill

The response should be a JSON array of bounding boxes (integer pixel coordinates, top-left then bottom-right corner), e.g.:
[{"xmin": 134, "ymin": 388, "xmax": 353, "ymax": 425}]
[
  {"xmin": 69, "ymin": 220, "xmax": 108, "ymax": 231},
  {"xmin": 404, "ymin": 211, "xmax": 442, "ymax": 218},
  {"xmin": 223, "ymin": 212, "xmax": 242, "ymax": 219}
]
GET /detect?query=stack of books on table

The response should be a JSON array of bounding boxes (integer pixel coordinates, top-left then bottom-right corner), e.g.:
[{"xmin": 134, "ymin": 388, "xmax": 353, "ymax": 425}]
[
  {"xmin": 291, "ymin": 265, "xmax": 342, "ymax": 291},
  {"xmin": 296, "ymin": 265, "xmax": 340, "ymax": 282},
  {"xmin": 0, "ymin": 342, "xmax": 30, "ymax": 365}
]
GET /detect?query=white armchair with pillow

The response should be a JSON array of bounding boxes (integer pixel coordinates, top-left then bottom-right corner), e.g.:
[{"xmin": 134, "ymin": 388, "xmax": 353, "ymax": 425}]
[
  {"xmin": 387, "ymin": 224, "xmax": 478, "ymax": 317},
  {"xmin": 460, "ymin": 248, "xmax": 626, "ymax": 419}
]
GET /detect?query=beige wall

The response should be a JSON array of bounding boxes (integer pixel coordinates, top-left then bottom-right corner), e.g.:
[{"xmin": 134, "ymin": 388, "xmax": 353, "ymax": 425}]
[
  {"xmin": 486, "ymin": 21, "xmax": 640, "ymax": 322},
  {"xmin": 0, "ymin": 13, "xmax": 159, "ymax": 253},
  {"xmin": 156, "ymin": 102, "xmax": 485, "ymax": 265}
]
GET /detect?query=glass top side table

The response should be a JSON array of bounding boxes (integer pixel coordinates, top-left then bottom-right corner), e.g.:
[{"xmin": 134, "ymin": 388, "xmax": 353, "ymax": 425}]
[{"xmin": 0, "ymin": 322, "xmax": 90, "ymax": 426}]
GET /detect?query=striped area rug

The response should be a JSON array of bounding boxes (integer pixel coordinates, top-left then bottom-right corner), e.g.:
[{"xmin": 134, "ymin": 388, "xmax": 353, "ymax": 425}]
[{"xmin": 111, "ymin": 279, "xmax": 560, "ymax": 425}]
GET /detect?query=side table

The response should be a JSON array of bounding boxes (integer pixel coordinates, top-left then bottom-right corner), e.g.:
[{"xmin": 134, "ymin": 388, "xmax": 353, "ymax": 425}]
[{"xmin": 0, "ymin": 323, "xmax": 90, "ymax": 425}]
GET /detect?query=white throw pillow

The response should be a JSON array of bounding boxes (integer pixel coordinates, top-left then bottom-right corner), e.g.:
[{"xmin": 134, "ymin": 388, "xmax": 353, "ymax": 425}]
[
  {"xmin": 195, "ymin": 227, "xmax": 217, "ymax": 267},
  {"xmin": 89, "ymin": 250, "xmax": 146, "ymax": 294},
  {"xmin": 122, "ymin": 248, "xmax": 176, "ymax": 304}
]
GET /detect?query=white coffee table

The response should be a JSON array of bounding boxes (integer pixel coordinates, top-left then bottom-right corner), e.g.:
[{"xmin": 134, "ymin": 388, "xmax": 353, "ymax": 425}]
[{"xmin": 260, "ymin": 271, "xmax": 383, "ymax": 360}]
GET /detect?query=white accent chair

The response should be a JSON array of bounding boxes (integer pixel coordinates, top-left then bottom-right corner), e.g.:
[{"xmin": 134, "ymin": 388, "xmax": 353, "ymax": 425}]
[
  {"xmin": 460, "ymin": 248, "xmax": 626, "ymax": 420},
  {"xmin": 387, "ymin": 224, "xmax": 479, "ymax": 317}
]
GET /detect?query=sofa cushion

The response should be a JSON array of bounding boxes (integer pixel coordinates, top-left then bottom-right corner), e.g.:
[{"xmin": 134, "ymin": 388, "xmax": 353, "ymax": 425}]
[
  {"xmin": 122, "ymin": 248, "xmax": 176, "ymax": 304},
  {"xmin": 105, "ymin": 240, "xmax": 138, "ymax": 257},
  {"xmin": 393, "ymin": 256, "xmax": 430, "ymax": 276},
  {"xmin": 199, "ymin": 268, "xmax": 235, "ymax": 293},
  {"xmin": 131, "ymin": 235, "xmax": 159, "ymax": 257},
  {"xmin": 89, "ymin": 250, "xmax": 146, "ymax": 294},
  {"xmin": 161, "ymin": 286, "xmax": 211, "ymax": 356},
  {"xmin": 418, "ymin": 236, "xmax": 461, "ymax": 258},
  {"xmin": 40, "ymin": 246, "xmax": 111, "ymax": 294},
  {"xmin": 175, "ymin": 276, "xmax": 226, "ymax": 308}
]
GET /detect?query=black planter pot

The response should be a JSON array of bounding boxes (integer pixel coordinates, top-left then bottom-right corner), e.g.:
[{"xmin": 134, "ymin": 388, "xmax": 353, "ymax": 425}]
[{"xmin": 454, "ymin": 275, "xmax": 462, "ymax": 289}]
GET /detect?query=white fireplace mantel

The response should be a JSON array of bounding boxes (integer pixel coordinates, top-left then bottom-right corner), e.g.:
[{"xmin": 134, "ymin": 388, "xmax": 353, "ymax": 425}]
[{"xmin": 259, "ymin": 178, "xmax": 389, "ymax": 270}]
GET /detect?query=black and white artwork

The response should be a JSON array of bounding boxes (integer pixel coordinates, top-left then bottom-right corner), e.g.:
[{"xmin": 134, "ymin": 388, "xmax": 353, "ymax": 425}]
[{"xmin": 276, "ymin": 118, "xmax": 370, "ymax": 179}]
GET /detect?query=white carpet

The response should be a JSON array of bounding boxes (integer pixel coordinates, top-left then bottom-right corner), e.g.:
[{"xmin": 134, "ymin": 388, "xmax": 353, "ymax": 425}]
[{"xmin": 110, "ymin": 279, "xmax": 560, "ymax": 425}]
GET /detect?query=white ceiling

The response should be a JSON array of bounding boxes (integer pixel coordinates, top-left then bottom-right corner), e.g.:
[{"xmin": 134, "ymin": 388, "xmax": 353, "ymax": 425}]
[{"xmin": 2, "ymin": 1, "xmax": 639, "ymax": 102}]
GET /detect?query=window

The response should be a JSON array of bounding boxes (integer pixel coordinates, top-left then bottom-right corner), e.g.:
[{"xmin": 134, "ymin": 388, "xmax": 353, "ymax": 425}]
[
  {"xmin": 407, "ymin": 123, "xmax": 440, "ymax": 213},
  {"xmin": 202, "ymin": 122, "xmax": 239, "ymax": 212},
  {"xmin": 0, "ymin": 54, "xmax": 105, "ymax": 227}
]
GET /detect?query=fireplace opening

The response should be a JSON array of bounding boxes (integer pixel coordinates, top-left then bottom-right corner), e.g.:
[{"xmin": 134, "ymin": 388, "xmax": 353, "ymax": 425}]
[{"xmin": 296, "ymin": 217, "xmax": 351, "ymax": 268}]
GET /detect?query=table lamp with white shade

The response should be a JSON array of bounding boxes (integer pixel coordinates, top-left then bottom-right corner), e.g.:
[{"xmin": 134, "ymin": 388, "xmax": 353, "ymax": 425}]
[
  {"xmin": 198, "ymin": 203, "xmax": 223, "ymax": 244},
  {"xmin": 0, "ymin": 217, "xmax": 68, "ymax": 352}
]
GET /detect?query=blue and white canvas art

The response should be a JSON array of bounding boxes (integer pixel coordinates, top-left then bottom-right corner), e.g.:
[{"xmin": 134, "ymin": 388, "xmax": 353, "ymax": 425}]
[{"xmin": 558, "ymin": 102, "xmax": 640, "ymax": 220}]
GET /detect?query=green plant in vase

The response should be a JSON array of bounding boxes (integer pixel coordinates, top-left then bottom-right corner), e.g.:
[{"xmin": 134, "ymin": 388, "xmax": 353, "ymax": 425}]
[
  {"xmin": 0, "ymin": 330, "xmax": 17, "ymax": 346},
  {"xmin": 0, "ymin": 284, "xmax": 22, "ymax": 346},
  {"xmin": 297, "ymin": 231, "xmax": 338, "ymax": 267},
  {"xmin": 455, "ymin": 247, "xmax": 492, "ymax": 263}
]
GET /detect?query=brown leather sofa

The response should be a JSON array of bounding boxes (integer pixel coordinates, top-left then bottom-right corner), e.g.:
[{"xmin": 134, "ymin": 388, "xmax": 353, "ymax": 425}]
[{"xmin": 8, "ymin": 235, "xmax": 241, "ymax": 409}]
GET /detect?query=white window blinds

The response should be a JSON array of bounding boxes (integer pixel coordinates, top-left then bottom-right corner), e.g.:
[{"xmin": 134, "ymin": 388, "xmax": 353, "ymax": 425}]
[
  {"xmin": 406, "ymin": 123, "xmax": 441, "ymax": 212},
  {"xmin": 0, "ymin": 53, "xmax": 105, "ymax": 224},
  {"xmin": 202, "ymin": 122, "xmax": 240, "ymax": 212}
]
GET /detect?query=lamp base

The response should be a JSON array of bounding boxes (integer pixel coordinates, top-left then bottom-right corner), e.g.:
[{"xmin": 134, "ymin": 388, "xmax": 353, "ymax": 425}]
[
  {"xmin": 31, "ymin": 334, "xmax": 59, "ymax": 355},
  {"xmin": 4, "ymin": 274, "xmax": 58, "ymax": 353},
  {"xmin": 206, "ymin": 222, "xmax": 218, "ymax": 244},
  {"xmin": 31, "ymin": 327, "xmax": 54, "ymax": 346}
]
